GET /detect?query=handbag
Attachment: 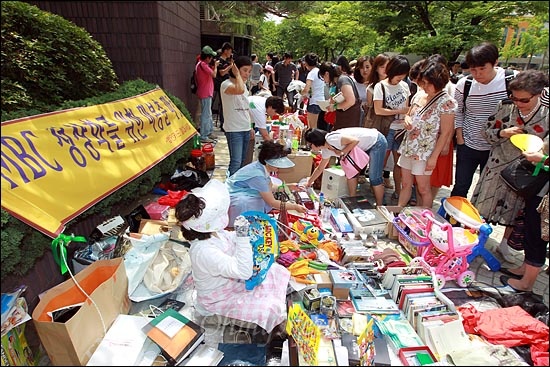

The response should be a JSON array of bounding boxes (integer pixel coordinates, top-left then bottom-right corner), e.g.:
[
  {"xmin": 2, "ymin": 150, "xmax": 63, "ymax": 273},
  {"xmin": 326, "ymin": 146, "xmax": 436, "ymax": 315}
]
[
  {"xmin": 334, "ymin": 76, "xmax": 362, "ymax": 129},
  {"xmin": 363, "ymin": 83, "xmax": 394, "ymax": 136},
  {"xmin": 341, "ymin": 146, "xmax": 370, "ymax": 179},
  {"xmin": 500, "ymin": 157, "xmax": 549, "ymax": 198}
]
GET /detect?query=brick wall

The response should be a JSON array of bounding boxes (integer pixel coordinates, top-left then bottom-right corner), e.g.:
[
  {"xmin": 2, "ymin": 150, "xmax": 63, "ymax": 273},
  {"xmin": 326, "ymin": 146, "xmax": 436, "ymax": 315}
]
[{"xmin": 28, "ymin": 1, "xmax": 201, "ymax": 118}]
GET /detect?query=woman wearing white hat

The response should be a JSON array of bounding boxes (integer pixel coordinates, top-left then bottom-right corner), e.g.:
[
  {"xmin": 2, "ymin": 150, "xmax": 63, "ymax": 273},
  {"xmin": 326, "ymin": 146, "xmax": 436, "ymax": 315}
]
[
  {"xmin": 175, "ymin": 179, "xmax": 290, "ymax": 333},
  {"xmin": 226, "ymin": 141, "xmax": 308, "ymax": 227}
]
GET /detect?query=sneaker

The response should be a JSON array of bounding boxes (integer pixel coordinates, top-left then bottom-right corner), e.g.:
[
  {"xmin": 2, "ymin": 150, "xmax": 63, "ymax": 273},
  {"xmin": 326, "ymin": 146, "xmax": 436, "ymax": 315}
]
[
  {"xmin": 207, "ymin": 134, "xmax": 217, "ymax": 140},
  {"xmin": 200, "ymin": 137, "xmax": 214, "ymax": 143}
]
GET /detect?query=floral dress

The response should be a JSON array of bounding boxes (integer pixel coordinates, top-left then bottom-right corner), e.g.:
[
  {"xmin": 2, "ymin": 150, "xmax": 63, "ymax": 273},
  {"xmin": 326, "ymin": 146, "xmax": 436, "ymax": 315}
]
[
  {"xmin": 471, "ymin": 101, "xmax": 549, "ymax": 226},
  {"xmin": 398, "ymin": 92, "xmax": 457, "ymax": 162}
]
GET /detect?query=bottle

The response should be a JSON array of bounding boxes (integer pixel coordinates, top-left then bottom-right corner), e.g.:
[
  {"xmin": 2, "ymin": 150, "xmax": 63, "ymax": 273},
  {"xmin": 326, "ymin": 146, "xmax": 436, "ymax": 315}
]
[
  {"xmin": 295, "ymin": 126, "xmax": 302, "ymax": 147},
  {"xmin": 291, "ymin": 136, "xmax": 299, "ymax": 153},
  {"xmin": 318, "ymin": 192, "xmax": 325, "ymax": 215},
  {"xmin": 192, "ymin": 134, "xmax": 201, "ymax": 149},
  {"xmin": 322, "ymin": 201, "xmax": 332, "ymax": 222},
  {"xmin": 190, "ymin": 149, "xmax": 205, "ymax": 171},
  {"xmin": 202, "ymin": 143, "xmax": 216, "ymax": 170}
]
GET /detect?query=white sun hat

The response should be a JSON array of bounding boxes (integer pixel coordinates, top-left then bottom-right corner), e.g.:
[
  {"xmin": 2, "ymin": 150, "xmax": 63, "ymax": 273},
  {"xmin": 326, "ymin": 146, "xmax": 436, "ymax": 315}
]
[{"xmin": 182, "ymin": 179, "xmax": 230, "ymax": 232}]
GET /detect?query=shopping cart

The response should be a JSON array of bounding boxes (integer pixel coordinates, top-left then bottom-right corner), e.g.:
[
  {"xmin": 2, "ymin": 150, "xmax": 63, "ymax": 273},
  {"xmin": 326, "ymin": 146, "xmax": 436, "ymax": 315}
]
[{"xmin": 410, "ymin": 210, "xmax": 478, "ymax": 288}]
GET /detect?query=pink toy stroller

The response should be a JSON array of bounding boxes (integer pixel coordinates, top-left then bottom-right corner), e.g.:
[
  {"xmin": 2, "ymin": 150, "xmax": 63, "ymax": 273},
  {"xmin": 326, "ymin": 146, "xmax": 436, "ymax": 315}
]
[{"xmin": 410, "ymin": 210, "xmax": 478, "ymax": 288}]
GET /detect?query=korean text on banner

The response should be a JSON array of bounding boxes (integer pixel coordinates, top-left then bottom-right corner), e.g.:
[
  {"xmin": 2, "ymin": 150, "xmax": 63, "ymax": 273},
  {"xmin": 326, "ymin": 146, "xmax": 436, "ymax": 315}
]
[{"xmin": 1, "ymin": 88, "xmax": 196, "ymax": 238}]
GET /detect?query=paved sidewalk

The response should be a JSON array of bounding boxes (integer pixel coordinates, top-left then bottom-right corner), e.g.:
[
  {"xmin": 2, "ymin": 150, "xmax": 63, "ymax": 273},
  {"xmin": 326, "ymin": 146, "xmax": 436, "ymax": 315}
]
[{"xmin": 208, "ymin": 126, "xmax": 549, "ymax": 306}]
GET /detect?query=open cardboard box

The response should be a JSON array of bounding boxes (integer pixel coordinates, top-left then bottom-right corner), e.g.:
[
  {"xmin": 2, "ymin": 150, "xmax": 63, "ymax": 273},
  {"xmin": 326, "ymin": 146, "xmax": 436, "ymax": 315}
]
[{"xmin": 277, "ymin": 151, "xmax": 313, "ymax": 183}]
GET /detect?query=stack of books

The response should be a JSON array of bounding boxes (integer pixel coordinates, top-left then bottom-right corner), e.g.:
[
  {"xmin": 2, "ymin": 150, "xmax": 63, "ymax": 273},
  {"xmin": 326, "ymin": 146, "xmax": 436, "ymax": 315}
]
[{"xmin": 143, "ymin": 308, "xmax": 206, "ymax": 365}]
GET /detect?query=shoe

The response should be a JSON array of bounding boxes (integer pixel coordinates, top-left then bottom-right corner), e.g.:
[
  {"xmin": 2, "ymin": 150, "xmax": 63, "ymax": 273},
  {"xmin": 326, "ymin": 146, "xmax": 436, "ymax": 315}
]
[
  {"xmin": 207, "ymin": 134, "xmax": 217, "ymax": 140},
  {"xmin": 200, "ymin": 137, "xmax": 214, "ymax": 143},
  {"xmin": 500, "ymin": 275, "xmax": 533, "ymax": 293},
  {"xmin": 499, "ymin": 268, "xmax": 523, "ymax": 280},
  {"xmin": 408, "ymin": 199, "xmax": 417, "ymax": 206},
  {"xmin": 384, "ymin": 178, "xmax": 394, "ymax": 189},
  {"xmin": 391, "ymin": 192, "xmax": 399, "ymax": 200}
]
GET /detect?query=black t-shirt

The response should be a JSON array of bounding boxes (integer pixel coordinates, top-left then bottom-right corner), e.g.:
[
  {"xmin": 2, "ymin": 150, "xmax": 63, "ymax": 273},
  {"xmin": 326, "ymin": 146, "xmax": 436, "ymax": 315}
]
[{"xmin": 215, "ymin": 57, "xmax": 231, "ymax": 91}]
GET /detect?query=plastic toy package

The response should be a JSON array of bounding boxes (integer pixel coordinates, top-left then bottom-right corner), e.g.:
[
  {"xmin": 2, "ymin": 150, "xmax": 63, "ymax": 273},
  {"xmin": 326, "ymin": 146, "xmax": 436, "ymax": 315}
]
[{"xmin": 241, "ymin": 211, "xmax": 280, "ymax": 291}]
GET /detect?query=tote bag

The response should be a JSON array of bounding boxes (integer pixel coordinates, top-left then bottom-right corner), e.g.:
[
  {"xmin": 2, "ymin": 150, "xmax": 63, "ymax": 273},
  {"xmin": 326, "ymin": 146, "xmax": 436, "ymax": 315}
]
[
  {"xmin": 341, "ymin": 146, "xmax": 370, "ymax": 179},
  {"xmin": 363, "ymin": 83, "xmax": 394, "ymax": 136}
]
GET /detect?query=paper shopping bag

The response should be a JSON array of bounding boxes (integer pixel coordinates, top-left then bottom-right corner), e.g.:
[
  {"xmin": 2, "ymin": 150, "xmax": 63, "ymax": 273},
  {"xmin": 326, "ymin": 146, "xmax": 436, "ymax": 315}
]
[{"xmin": 32, "ymin": 257, "xmax": 130, "ymax": 366}]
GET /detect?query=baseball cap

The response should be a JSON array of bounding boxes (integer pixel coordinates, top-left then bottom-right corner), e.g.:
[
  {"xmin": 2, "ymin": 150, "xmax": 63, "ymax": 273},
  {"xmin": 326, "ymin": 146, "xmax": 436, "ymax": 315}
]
[
  {"xmin": 265, "ymin": 65, "xmax": 274, "ymax": 73},
  {"xmin": 265, "ymin": 156, "xmax": 294, "ymax": 169},
  {"xmin": 201, "ymin": 45, "xmax": 217, "ymax": 57}
]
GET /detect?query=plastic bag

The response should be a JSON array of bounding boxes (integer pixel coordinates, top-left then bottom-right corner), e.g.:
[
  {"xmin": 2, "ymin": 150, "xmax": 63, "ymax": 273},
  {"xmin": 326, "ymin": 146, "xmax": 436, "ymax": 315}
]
[{"xmin": 143, "ymin": 241, "xmax": 191, "ymax": 294}]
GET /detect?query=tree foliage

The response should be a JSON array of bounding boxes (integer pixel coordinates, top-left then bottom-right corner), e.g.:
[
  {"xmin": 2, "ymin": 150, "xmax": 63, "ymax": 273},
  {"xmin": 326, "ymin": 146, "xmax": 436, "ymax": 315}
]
[{"xmin": 205, "ymin": 1, "xmax": 549, "ymax": 65}]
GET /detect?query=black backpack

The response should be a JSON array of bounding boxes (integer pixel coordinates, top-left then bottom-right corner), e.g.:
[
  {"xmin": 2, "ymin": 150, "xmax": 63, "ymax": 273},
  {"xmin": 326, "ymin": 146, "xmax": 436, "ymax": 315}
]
[
  {"xmin": 190, "ymin": 68, "xmax": 197, "ymax": 94},
  {"xmin": 462, "ymin": 69, "xmax": 515, "ymax": 111}
]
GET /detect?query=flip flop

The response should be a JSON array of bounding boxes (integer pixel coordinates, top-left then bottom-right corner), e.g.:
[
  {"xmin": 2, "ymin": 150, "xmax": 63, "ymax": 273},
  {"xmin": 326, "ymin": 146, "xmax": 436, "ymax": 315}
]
[{"xmin": 499, "ymin": 268, "xmax": 523, "ymax": 280}]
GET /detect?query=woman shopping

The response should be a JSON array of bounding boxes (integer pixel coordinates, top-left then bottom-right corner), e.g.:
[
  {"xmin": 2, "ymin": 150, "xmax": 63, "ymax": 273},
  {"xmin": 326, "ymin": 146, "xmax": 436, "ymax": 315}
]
[
  {"xmin": 303, "ymin": 127, "xmax": 388, "ymax": 206},
  {"xmin": 470, "ymin": 70, "xmax": 549, "ymax": 262}
]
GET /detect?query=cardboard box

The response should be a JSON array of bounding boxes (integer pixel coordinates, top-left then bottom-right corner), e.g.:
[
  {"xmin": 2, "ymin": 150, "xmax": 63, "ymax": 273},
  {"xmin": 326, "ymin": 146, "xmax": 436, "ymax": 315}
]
[
  {"xmin": 321, "ymin": 167, "xmax": 348, "ymax": 200},
  {"xmin": 277, "ymin": 151, "xmax": 313, "ymax": 183},
  {"xmin": 311, "ymin": 271, "xmax": 333, "ymax": 292},
  {"xmin": 329, "ymin": 269, "xmax": 363, "ymax": 300},
  {"xmin": 338, "ymin": 201, "xmax": 388, "ymax": 238},
  {"xmin": 144, "ymin": 202, "xmax": 170, "ymax": 220}
]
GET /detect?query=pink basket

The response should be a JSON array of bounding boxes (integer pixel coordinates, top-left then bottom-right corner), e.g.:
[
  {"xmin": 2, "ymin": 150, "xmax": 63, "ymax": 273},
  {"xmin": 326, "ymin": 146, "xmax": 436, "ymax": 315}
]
[{"xmin": 392, "ymin": 217, "xmax": 431, "ymax": 257}]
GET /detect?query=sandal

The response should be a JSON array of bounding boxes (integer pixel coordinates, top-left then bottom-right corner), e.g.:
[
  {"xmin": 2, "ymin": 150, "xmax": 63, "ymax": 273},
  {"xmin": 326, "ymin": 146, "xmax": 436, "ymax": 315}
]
[
  {"xmin": 391, "ymin": 192, "xmax": 399, "ymax": 200},
  {"xmin": 408, "ymin": 199, "xmax": 417, "ymax": 206}
]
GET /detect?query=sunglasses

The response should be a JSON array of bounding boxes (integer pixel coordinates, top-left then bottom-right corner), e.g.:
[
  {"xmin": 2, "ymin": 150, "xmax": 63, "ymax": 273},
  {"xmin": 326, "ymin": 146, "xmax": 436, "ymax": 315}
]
[{"xmin": 509, "ymin": 94, "xmax": 536, "ymax": 103}]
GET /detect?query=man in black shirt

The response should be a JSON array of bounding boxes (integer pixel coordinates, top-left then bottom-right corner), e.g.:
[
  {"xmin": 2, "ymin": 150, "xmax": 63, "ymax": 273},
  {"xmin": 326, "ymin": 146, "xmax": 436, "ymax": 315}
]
[{"xmin": 214, "ymin": 42, "xmax": 233, "ymax": 131}]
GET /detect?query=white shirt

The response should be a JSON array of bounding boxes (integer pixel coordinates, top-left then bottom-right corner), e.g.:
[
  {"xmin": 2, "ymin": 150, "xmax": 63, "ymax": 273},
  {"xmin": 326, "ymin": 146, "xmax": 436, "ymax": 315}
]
[
  {"xmin": 373, "ymin": 79, "xmax": 410, "ymax": 130},
  {"xmin": 248, "ymin": 95, "xmax": 268, "ymax": 130},
  {"xmin": 306, "ymin": 67, "xmax": 326, "ymax": 106},
  {"xmin": 189, "ymin": 231, "xmax": 253, "ymax": 297},
  {"xmin": 322, "ymin": 128, "xmax": 380, "ymax": 159},
  {"xmin": 221, "ymin": 79, "xmax": 252, "ymax": 132}
]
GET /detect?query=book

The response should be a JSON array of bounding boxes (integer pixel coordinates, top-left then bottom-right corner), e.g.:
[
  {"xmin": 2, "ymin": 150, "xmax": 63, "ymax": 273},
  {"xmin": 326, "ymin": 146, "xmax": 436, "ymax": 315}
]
[
  {"xmin": 349, "ymin": 288, "xmax": 399, "ymax": 314},
  {"xmin": 398, "ymin": 288, "xmax": 435, "ymax": 311},
  {"xmin": 336, "ymin": 299, "xmax": 355, "ymax": 318},
  {"xmin": 143, "ymin": 308, "xmax": 205, "ymax": 365}
]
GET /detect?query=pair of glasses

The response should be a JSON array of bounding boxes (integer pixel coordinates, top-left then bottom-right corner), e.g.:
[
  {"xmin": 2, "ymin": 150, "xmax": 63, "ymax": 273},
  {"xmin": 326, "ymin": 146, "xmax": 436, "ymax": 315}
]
[{"xmin": 509, "ymin": 94, "xmax": 536, "ymax": 103}]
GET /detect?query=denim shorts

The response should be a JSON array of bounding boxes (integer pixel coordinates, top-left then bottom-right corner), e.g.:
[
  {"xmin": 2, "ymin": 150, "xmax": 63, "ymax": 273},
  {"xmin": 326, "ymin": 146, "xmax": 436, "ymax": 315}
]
[
  {"xmin": 307, "ymin": 104, "xmax": 322, "ymax": 114},
  {"xmin": 386, "ymin": 128, "xmax": 402, "ymax": 151}
]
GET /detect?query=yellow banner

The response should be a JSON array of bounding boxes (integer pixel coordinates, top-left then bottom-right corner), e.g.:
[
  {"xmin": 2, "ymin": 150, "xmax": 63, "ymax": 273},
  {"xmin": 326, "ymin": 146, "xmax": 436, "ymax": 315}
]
[{"xmin": 1, "ymin": 87, "xmax": 197, "ymax": 238}]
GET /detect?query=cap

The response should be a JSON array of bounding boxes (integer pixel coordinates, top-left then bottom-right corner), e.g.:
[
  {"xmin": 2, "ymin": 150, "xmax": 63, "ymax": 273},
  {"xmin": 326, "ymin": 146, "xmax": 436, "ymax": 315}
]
[
  {"xmin": 265, "ymin": 156, "xmax": 294, "ymax": 169},
  {"xmin": 201, "ymin": 45, "xmax": 217, "ymax": 57},
  {"xmin": 181, "ymin": 179, "xmax": 229, "ymax": 233},
  {"xmin": 265, "ymin": 65, "xmax": 274, "ymax": 73}
]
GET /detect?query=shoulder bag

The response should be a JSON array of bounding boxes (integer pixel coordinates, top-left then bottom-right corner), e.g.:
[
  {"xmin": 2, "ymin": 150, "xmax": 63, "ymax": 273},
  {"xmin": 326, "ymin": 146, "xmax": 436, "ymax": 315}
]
[
  {"xmin": 500, "ymin": 157, "xmax": 549, "ymax": 198},
  {"xmin": 335, "ymin": 76, "xmax": 362, "ymax": 129},
  {"xmin": 363, "ymin": 83, "xmax": 394, "ymax": 136}
]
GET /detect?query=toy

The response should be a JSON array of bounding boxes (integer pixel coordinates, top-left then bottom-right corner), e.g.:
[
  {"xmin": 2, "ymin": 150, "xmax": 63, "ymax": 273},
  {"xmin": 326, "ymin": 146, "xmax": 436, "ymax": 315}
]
[
  {"xmin": 293, "ymin": 219, "xmax": 324, "ymax": 245},
  {"xmin": 410, "ymin": 210, "xmax": 477, "ymax": 288},
  {"xmin": 437, "ymin": 196, "xmax": 500, "ymax": 272}
]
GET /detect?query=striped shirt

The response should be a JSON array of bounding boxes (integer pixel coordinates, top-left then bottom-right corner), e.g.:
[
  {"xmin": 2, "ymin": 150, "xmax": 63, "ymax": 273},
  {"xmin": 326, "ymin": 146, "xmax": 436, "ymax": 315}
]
[{"xmin": 454, "ymin": 67, "xmax": 518, "ymax": 151}]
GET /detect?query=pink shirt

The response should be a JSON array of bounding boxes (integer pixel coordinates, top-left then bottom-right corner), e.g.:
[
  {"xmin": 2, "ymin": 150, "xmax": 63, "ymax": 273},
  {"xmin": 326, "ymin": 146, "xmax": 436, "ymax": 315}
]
[{"xmin": 195, "ymin": 60, "xmax": 214, "ymax": 99}]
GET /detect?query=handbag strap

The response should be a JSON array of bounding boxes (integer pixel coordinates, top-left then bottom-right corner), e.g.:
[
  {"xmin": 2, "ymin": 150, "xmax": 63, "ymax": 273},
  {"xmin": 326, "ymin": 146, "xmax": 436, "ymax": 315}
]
[{"xmin": 416, "ymin": 90, "xmax": 445, "ymax": 115}]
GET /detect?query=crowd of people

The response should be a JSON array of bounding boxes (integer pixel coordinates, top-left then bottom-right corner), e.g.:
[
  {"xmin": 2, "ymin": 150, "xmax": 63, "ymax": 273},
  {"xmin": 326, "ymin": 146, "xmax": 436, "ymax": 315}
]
[{"xmin": 188, "ymin": 41, "xmax": 548, "ymax": 333}]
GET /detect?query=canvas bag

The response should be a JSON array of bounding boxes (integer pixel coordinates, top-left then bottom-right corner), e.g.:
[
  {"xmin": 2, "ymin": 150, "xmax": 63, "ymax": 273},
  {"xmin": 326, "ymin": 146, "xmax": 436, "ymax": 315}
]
[
  {"xmin": 32, "ymin": 257, "xmax": 130, "ymax": 366},
  {"xmin": 341, "ymin": 146, "xmax": 370, "ymax": 179}
]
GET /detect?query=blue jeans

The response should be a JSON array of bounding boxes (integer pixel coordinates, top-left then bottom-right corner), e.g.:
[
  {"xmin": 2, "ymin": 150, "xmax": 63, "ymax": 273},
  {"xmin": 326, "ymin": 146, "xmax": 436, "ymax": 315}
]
[
  {"xmin": 225, "ymin": 130, "xmax": 250, "ymax": 176},
  {"xmin": 366, "ymin": 132, "xmax": 388, "ymax": 186},
  {"xmin": 200, "ymin": 97, "xmax": 213, "ymax": 138},
  {"xmin": 386, "ymin": 128, "xmax": 402, "ymax": 151},
  {"xmin": 450, "ymin": 144, "xmax": 490, "ymax": 198}
]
